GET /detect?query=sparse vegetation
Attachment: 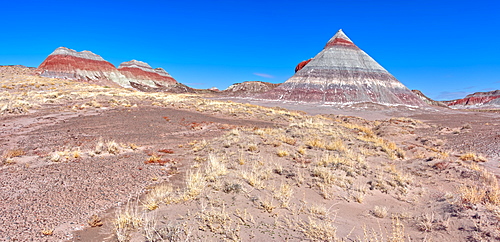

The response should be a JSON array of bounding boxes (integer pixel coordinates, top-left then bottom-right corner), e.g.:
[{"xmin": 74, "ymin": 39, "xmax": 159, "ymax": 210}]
[
  {"xmin": 88, "ymin": 214, "xmax": 103, "ymax": 227},
  {"xmin": 460, "ymin": 152, "xmax": 487, "ymax": 162},
  {"xmin": 3, "ymin": 66, "xmax": 500, "ymax": 241},
  {"xmin": 373, "ymin": 205, "xmax": 388, "ymax": 218}
]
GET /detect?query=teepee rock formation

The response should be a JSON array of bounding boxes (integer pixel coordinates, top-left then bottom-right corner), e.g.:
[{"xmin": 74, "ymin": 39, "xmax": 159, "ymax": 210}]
[
  {"xmin": 259, "ymin": 30, "xmax": 426, "ymax": 106},
  {"xmin": 36, "ymin": 47, "xmax": 132, "ymax": 88},
  {"xmin": 118, "ymin": 60, "xmax": 177, "ymax": 88}
]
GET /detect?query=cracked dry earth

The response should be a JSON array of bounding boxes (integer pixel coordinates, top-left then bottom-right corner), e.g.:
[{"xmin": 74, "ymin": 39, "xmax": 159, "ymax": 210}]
[{"xmin": 0, "ymin": 105, "xmax": 276, "ymax": 241}]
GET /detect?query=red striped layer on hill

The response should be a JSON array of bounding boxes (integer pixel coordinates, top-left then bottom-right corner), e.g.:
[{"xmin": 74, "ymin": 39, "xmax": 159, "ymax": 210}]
[{"xmin": 259, "ymin": 29, "xmax": 427, "ymax": 107}]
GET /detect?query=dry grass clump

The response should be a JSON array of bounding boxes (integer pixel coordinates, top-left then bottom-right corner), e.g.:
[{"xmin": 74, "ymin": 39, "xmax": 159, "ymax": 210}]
[
  {"xmin": 205, "ymin": 154, "xmax": 228, "ymax": 182},
  {"xmin": 47, "ymin": 149, "xmax": 82, "ymax": 162},
  {"xmin": 280, "ymin": 135, "xmax": 297, "ymax": 145},
  {"xmin": 372, "ymin": 206, "xmax": 388, "ymax": 218},
  {"xmin": 459, "ymin": 183, "xmax": 500, "ymax": 207},
  {"xmin": 240, "ymin": 169, "xmax": 266, "ymax": 189},
  {"xmin": 197, "ymin": 205, "xmax": 233, "ymax": 234},
  {"xmin": 142, "ymin": 198, "xmax": 159, "ymax": 211},
  {"xmin": 326, "ymin": 139, "xmax": 347, "ymax": 152},
  {"xmin": 94, "ymin": 138, "xmax": 106, "ymax": 154},
  {"xmin": 312, "ymin": 166, "xmax": 340, "ymax": 185},
  {"xmin": 0, "ymin": 98, "xmax": 33, "ymax": 114},
  {"xmin": 106, "ymin": 140, "xmax": 120, "ymax": 154},
  {"xmin": 460, "ymin": 152, "xmax": 487, "ymax": 162},
  {"xmin": 341, "ymin": 122, "xmax": 375, "ymax": 138},
  {"xmin": 88, "ymin": 214, "xmax": 103, "ymax": 227},
  {"xmin": 49, "ymin": 152, "xmax": 62, "ymax": 162},
  {"xmin": 358, "ymin": 135, "xmax": 405, "ymax": 160},
  {"xmin": 92, "ymin": 138, "xmax": 122, "ymax": 155},
  {"xmin": 184, "ymin": 170, "xmax": 206, "ymax": 200},
  {"xmin": 259, "ymin": 197, "xmax": 277, "ymax": 213},
  {"xmin": 2, "ymin": 149, "xmax": 26, "ymax": 159},
  {"xmin": 40, "ymin": 228, "xmax": 54, "ymax": 236},
  {"xmin": 113, "ymin": 206, "xmax": 143, "ymax": 242},
  {"xmin": 305, "ymin": 137, "xmax": 326, "ymax": 149},
  {"xmin": 416, "ymin": 213, "xmax": 435, "ymax": 232},
  {"xmin": 276, "ymin": 149, "xmax": 289, "ymax": 157},
  {"xmin": 457, "ymin": 163, "xmax": 500, "ymax": 208},
  {"xmin": 298, "ymin": 217, "xmax": 338, "ymax": 241},
  {"xmin": 309, "ymin": 203, "xmax": 329, "ymax": 217},
  {"xmin": 273, "ymin": 182, "xmax": 294, "ymax": 208}
]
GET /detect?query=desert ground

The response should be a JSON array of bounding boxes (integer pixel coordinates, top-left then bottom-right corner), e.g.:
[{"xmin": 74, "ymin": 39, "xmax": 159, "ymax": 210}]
[{"xmin": 1, "ymin": 66, "xmax": 499, "ymax": 241}]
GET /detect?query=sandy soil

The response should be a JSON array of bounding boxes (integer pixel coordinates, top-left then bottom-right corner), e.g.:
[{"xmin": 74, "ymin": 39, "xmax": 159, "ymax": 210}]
[{"xmin": 1, "ymin": 66, "xmax": 500, "ymax": 241}]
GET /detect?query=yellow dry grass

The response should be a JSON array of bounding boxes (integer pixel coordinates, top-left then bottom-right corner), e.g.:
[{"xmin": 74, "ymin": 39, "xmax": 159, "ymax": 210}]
[{"xmin": 460, "ymin": 152, "xmax": 487, "ymax": 162}]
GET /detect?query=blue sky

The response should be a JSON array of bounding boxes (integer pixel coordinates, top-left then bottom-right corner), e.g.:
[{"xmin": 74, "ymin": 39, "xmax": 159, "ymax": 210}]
[{"xmin": 1, "ymin": 0, "xmax": 498, "ymax": 100}]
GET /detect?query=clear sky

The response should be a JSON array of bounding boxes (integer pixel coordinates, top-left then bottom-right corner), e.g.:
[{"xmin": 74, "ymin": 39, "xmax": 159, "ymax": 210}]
[{"xmin": 1, "ymin": 0, "xmax": 498, "ymax": 100}]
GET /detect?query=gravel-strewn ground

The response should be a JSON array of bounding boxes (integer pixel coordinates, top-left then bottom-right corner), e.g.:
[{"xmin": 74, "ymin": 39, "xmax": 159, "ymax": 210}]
[{"xmin": 0, "ymin": 104, "xmax": 276, "ymax": 241}]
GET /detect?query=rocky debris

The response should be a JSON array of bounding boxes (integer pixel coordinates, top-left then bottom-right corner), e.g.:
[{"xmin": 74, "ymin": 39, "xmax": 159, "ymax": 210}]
[
  {"xmin": 223, "ymin": 81, "xmax": 279, "ymax": 96},
  {"xmin": 412, "ymin": 90, "xmax": 448, "ymax": 107},
  {"xmin": 117, "ymin": 60, "xmax": 177, "ymax": 88},
  {"xmin": 445, "ymin": 90, "xmax": 500, "ymax": 108},
  {"xmin": 258, "ymin": 29, "xmax": 427, "ymax": 107}
]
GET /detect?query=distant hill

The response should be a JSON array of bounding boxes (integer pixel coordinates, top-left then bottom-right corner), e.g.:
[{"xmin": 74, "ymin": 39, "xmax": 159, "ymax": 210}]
[
  {"xmin": 222, "ymin": 81, "xmax": 279, "ymax": 96},
  {"xmin": 35, "ymin": 47, "xmax": 188, "ymax": 93},
  {"xmin": 444, "ymin": 90, "xmax": 500, "ymax": 108},
  {"xmin": 411, "ymin": 90, "xmax": 448, "ymax": 108}
]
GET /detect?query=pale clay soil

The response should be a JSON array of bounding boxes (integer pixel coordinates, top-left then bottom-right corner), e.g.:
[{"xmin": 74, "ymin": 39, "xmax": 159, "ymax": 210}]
[{"xmin": 1, "ymin": 66, "xmax": 500, "ymax": 241}]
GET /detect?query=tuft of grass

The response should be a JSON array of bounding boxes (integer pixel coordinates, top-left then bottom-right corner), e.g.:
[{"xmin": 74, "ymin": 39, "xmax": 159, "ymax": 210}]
[
  {"xmin": 241, "ymin": 169, "xmax": 265, "ymax": 189},
  {"xmin": 372, "ymin": 206, "xmax": 388, "ymax": 218},
  {"xmin": 49, "ymin": 152, "xmax": 62, "ymax": 162},
  {"xmin": 106, "ymin": 140, "xmax": 120, "ymax": 155},
  {"xmin": 276, "ymin": 150, "xmax": 289, "ymax": 157},
  {"xmin": 205, "ymin": 154, "xmax": 228, "ymax": 182},
  {"xmin": 3, "ymin": 149, "xmax": 25, "ymax": 159},
  {"xmin": 389, "ymin": 216, "xmax": 407, "ymax": 241},
  {"xmin": 259, "ymin": 198, "xmax": 276, "ymax": 213},
  {"xmin": 416, "ymin": 213, "xmax": 435, "ymax": 232},
  {"xmin": 184, "ymin": 170, "xmax": 206, "ymax": 200},
  {"xmin": 458, "ymin": 184, "xmax": 486, "ymax": 206},
  {"xmin": 41, "ymin": 228, "xmax": 54, "ymax": 236},
  {"xmin": 305, "ymin": 137, "xmax": 326, "ymax": 149},
  {"xmin": 297, "ymin": 146, "xmax": 307, "ymax": 155},
  {"xmin": 142, "ymin": 198, "xmax": 159, "ymax": 211},
  {"xmin": 280, "ymin": 135, "xmax": 297, "ymax": 145},
  {"xmin": 72, "ymin": 149, "xmax": 81, "ymax": 159},
  {"xmin": 326, "ymin": 139, "xmax": 347, "ymax": 152},
  {"xmin": 353, "ymin": 191, "xmax": 365, "ymax": 203},
  {"xmin": 309, "ymin": 203, "xmax": 328, "ymax": 217},
  {"xmin": 273, "ymin": 182, "xmax": 294, "ymax": 208},
  {"xmin": 113, "ymin": 206, "xmax": 143, "ymax": 242},
  {"xmin": 298, "ymin": 217, "xmax": 338, "ymax": 241},
  {"xmin": 88, "ymin": 214, "xmax": 103, "ymax": 227},
  {"xmin": 460, "ymin": 152, "xmax": 487, "ymax": 162},
  {"xmin": 95, "ymin": 137, "xmax": 105, "ymax": 154},
  {"xmin": 129, "ymin": 143, "xmax": 139, "ymax": 150}
]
